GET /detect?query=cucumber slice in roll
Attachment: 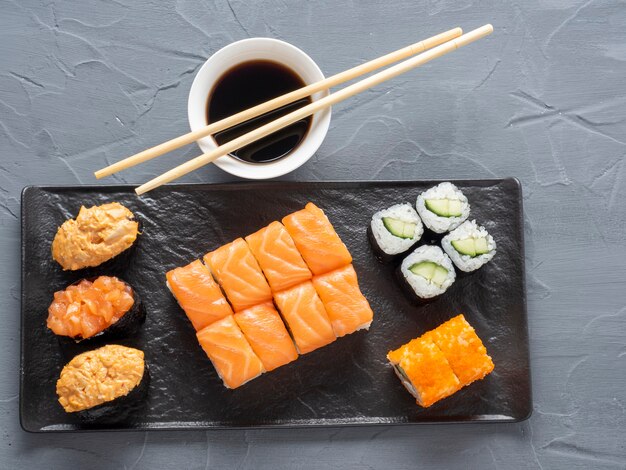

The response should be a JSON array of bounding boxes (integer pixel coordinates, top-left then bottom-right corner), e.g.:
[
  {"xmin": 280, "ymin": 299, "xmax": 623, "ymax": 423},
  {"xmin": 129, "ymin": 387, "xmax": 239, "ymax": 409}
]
[{"xmin": 382, "ymin": 217, "xmax": 417, "ymax": 239}]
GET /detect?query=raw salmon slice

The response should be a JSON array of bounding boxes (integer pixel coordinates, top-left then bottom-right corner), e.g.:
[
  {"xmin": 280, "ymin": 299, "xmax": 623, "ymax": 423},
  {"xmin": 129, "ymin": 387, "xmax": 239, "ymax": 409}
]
[
  {"xmin": 166, "ymin": 259, "xmax": 233, "ymax": 330},
  {"xmin": 204, "ymin": 238, "xmax": 272, "ymax": 312},
  {"xmin": 245, "ymin": 221, "xmax": 312, "ymax": 292},
  {"xmin": 234, "ymin": 302, "xmax": 298, "ymax": 371},
  {"xmin": 282, "ymin": 203, "xmax": 352, "ymax": 276},
  {"xmin": 196, "ymin": 315, "xmax": 264, "ymax": 389},
  {"xmin": 312, "ymin": 264, "xmax": 374, "ymax": 337},
  {"xmin": 274, "ymin": 281, "xmax": 336, "ymax": 354}
]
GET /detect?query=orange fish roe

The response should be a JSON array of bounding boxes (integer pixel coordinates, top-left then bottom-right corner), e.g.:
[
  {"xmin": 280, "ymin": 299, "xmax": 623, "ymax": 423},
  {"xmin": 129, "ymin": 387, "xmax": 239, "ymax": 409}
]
[
  {"xmin": 387, "ymin": 314, "xmax": 494, "ymax": 408},
  {"xmin": 423, "ymin": 314, "xmax": 494, "ymax": 386},
  {"xmin": 47, "ymin": 276, "xmax": 134, "ymax": 339},
  {"xmin": 387, "ymin": 336, "xmax": 461, "ymax": 407}
]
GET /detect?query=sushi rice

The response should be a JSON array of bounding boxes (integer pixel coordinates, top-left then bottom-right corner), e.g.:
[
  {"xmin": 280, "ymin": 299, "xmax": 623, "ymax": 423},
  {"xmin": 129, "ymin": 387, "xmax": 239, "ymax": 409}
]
[
  {"xmin": 400, "ymin": 245, "xmax": 456, "ymax": 299},
  {"xmin": 416, "ymin": 182, "xmax": 470, "ymax": 234},
  {"xmin": 441, "ymin": 220, "xmax": 496, "ymax": 272},
  {"xmin": 370, "ymin": 203, "xmax": 424, "ymax": 255}
]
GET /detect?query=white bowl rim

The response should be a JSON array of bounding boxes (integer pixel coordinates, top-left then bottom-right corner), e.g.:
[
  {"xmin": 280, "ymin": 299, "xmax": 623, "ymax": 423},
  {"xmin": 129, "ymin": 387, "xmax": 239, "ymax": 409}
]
[{"xmin": 187, "ymin": 37, "xmax": 331, "ymax": 179}]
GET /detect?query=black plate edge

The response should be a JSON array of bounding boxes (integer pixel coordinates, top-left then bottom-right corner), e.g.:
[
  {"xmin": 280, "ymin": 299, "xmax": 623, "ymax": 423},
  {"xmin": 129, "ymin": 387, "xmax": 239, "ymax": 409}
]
[
  {"xmin": 19, "ymin": 177, "xmax": 519, "ymax": 193},
  {"xmin": 29, "ymin": 415, "xmax": 522, "ymax": 434},
  {"xmin": 19, "ymin": 186, "xmax": 31, "ymax": 433},
  {"xmin": 19, "ymin": 178, "xmax": 531, "ymax": 432},
  {"xmin": 512, "ymin": 178, "xmax": 533, "ymax": 423},
  {"xmin": 18, "ymin": 185, "xmax": 35, "ymax": 433}
]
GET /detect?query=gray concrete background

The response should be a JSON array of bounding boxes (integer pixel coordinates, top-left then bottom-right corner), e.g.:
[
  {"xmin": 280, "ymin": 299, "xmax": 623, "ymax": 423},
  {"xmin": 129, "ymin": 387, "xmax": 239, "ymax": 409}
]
[{"xmin": 1, "ymin": 0, "xmax": 625, "ymax": 468}]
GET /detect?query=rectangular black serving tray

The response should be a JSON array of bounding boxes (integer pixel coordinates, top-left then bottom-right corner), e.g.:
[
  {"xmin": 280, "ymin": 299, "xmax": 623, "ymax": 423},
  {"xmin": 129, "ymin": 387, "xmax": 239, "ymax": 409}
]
[{"xmin": 20, "ymin": 179, "xmax": 531, "ymax": 432}]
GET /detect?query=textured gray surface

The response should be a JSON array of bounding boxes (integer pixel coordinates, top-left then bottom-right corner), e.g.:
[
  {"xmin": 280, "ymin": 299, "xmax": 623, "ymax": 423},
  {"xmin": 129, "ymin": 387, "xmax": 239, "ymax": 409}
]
[{"xmin": 1, "ymin": 0, "xmax": 625, "ymax": 468}]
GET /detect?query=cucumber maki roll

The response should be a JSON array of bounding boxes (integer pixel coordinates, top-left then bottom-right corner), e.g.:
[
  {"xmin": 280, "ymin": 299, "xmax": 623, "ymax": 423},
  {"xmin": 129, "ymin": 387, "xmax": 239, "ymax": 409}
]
[
  {"xmin": 369, "ymin": 203, "xmax": 423, "ymax": 261},
  {"xmin": 441, "ymin": 220, "xmax": 496, "ymax": 272},
  {"xmin": 399, "ymin": 245, "xmax": 456, "ymax": 300},
  {"xmin": 47, "ymin": 276, "xmax": 145, "ymax": 342},
  {"xmin": 416, "ymin": 182, "xmax": 470, "ymax": 234},
  {"xmin": 56, "ymin": 344, "xmax": 149, "ymax": 422}
]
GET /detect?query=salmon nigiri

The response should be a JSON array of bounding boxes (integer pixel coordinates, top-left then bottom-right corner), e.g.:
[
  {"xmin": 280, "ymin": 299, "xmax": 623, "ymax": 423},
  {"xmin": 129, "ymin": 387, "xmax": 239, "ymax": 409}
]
[
  {"xmin": 312, "ymin": 264, "xmax": 374, "ymax": 337},
  {"xmin": 282, "ymin": 203, "xmax": 352, "ymax": 276},
  {"xmin": 245, "ymin": 221, "xmax": 312, "ymax": 292},
  {"xmin": 234, "ymin": 302, "xmax": 298, "ymax": 371},
  {"xmin": 274, "ymin": 281, "xmax": 336, "ymax": 354},
  {"xmin": 166, "ymin": 259, "xmax": 233, "ymax": 330},
  {"xmin": 196, "ymin": 315, "xmax": 265, "ymax": 389},
  {"xmin": 204, "ymin": 238, "xmax": 272, "ymax": 312}
]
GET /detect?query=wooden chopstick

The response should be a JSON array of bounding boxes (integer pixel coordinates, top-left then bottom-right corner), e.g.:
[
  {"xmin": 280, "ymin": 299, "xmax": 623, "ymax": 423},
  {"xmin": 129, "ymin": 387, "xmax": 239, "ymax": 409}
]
[
  {"xmin": 94, "ymin": 27, "xmax": 462, "ymax": 179},
  {"xmin": 135, "ymin": 25, "xmax": 493, "ymax": 195}
]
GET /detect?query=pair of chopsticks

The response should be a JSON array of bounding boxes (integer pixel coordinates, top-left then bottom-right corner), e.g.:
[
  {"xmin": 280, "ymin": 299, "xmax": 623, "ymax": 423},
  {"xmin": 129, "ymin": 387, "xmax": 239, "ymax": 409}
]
[{"xmin": 95, "ymin": 24, "xmax": 493, "ymax": 195}]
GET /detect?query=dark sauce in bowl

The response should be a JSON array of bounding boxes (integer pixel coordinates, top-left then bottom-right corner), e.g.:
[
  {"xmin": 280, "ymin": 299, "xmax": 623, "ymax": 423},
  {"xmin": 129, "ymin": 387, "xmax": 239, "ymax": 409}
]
[{"xmin": 207, "ymin": 60, "xmax": 312, "ymax": 164}]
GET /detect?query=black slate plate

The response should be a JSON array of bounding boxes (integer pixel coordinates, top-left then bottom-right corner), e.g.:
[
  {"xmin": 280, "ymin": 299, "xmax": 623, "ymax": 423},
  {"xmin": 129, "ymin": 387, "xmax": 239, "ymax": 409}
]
[{"xmin": 20, "ymin": 179, "xmax": 531, "ymax": 432}]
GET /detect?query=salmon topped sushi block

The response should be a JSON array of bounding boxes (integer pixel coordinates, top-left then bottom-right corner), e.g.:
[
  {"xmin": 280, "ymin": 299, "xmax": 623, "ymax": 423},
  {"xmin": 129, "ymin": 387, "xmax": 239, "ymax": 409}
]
[
  {"xmin": 274, "ymin": 281, "xmax": 336, "ymax": 354},
  {"xmin": 282, "ymin": 203, "xmax": 352, "ymax": 276},
  {"xmin": 423, "ymin": 314, "xmax": 494, "ymax": 386},
  {"xmin": 204, "ymin": 238, "xmax": 272, "ymax": 312},
  {"xmin": 245, "ymin": 221, "xmax": 312, "ymax": 292},
  {"xmin": 312, "ymin": 264, "xmax": 374, "ymax": 337},
  {"xmin": 234, "ymin": 302, "xmax": 298, "ymax": 371},
  {"xmin": 166, "ymin": 260, "xmax": 233, "ymax": 330},
  {"xmin": 387, "ymin": 336, "xmax": 461, "ymax": 408},
  {"xmin": 196, "ymin": 315, "xmax": 265, "ymax": 389}
]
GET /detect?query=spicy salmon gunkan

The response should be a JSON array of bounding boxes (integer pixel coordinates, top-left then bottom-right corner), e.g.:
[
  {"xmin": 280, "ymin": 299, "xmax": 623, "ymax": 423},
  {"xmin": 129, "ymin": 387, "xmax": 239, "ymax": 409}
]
[
  {"xmin": 47, "ymin": 276, "xmax": 145, "ymax": 341},
  {"xmin": 56, "ymin": 344, "xmax": 148, "ymax": 420},
  {"xmin": 52, "ymin": 202, "xmax": 139, "ymax": 271}
]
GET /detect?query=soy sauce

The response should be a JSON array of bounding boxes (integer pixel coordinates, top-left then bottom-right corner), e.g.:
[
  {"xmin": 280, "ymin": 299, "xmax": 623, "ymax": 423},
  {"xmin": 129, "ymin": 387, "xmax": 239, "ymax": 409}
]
[{"xmin": 207, "ymin": 60, "xmax": 312, "ymax": 164}]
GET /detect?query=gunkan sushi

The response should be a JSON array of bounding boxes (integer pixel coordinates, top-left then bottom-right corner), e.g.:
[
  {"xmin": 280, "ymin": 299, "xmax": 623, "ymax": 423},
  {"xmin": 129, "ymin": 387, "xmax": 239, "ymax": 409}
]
[
  {"xmin": 416, "ymin": 183, "xmax": 470, "ymax": 234},
  {"xmin": 56, "ymin": 344, "xmax": 148, "ymax": 420},
  {"xmin": 399, "ymin": 245, "xmax": 456, "ymax": 300},
  {"xmin": 369, "ymin": 203, "xmax": 423, "ymax": 261},
  {"xmin": 441, "ymin": 220, "xmax": 496, "ymax": 272},
  {"xmin": 47, "ymin": 276, "xmax": 145, "ymax": 341},
  {"xmin": 52, "ymin": 202, "xmax": 139, "ymax": 271}
]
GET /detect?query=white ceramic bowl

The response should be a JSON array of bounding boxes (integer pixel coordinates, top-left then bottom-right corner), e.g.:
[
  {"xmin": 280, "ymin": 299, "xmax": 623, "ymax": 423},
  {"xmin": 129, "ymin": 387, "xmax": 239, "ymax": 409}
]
[{"xmin": 188, "ymin": 38, "xmax": 331, "ymax": 179}]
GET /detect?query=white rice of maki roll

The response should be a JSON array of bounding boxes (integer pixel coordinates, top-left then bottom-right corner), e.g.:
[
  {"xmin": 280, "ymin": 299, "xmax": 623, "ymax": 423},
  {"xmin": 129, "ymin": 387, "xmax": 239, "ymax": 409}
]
[
  {"xmin": 370, "ymin": 203, "xmax": 424, "ymax": 256},
  {"xmin": 416, "ymin": 182, "xmax": 470, "ymax": 234},
  {"xmin": 400, "ymin": 245, "xmax": 456, "ymax": 299},
  {"xmin": 442, "ymin": 220, "xmax": 496, "ymax": 272}
]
